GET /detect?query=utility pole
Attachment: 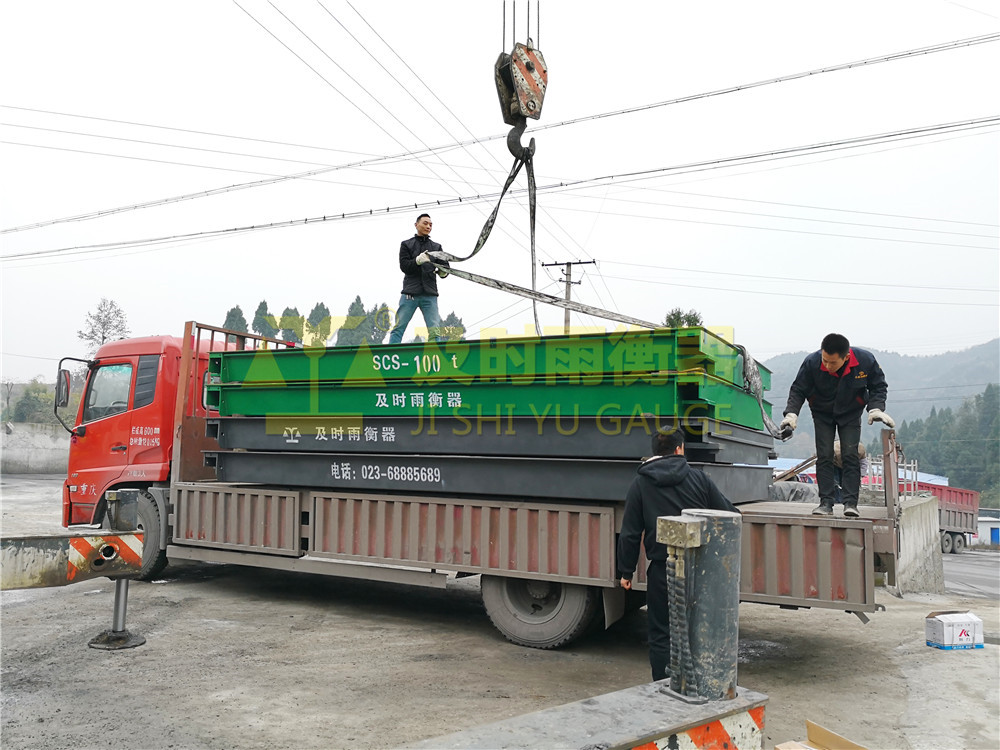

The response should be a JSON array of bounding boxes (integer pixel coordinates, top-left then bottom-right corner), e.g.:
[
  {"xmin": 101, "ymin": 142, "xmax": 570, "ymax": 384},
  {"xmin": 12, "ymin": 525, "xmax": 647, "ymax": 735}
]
[{"xmin": 542, "ymin": 260, "xmax": 595, "ymax": 334}]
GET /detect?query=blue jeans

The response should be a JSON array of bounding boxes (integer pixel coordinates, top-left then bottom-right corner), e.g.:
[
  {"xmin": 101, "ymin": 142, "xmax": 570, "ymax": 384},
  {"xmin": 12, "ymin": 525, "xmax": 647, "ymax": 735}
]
[
  {"xmin": 814, "ymin": 412, "xmax": 862, "ymax": 507},
  {"xmin": 389, "ymin": 294, "xmax": 443, "ymax": 343}
]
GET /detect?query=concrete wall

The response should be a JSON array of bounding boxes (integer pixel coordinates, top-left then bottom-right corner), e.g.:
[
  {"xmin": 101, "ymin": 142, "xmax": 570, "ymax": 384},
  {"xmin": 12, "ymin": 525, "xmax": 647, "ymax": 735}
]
[
  {"xmin": 895, "ymin": 493, "xmax": 945, "ymax": 595},
  {"xmin": 1, "ymin": 423, "xmax": 70, "ymax": 474}
]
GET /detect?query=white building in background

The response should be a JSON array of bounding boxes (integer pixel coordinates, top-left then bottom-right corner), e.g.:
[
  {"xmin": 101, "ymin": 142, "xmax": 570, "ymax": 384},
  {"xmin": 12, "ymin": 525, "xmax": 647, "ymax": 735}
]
[{"xmin": 975, "ymin": 510, "xmax": 1000, "ymax": 547}]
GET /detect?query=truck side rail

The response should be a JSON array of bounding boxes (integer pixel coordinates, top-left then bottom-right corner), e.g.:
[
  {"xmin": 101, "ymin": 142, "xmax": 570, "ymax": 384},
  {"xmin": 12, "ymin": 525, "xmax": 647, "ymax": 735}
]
[{"xmin": 171, "ymin": 321, "xmax": 296, "ymax": 486}]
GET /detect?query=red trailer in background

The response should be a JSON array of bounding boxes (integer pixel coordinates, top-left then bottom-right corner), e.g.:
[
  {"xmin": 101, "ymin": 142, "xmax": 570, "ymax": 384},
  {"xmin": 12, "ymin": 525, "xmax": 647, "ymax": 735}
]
[{"xmin": 917, "ymin": 482, "xmax": 980, "ymax": 554}]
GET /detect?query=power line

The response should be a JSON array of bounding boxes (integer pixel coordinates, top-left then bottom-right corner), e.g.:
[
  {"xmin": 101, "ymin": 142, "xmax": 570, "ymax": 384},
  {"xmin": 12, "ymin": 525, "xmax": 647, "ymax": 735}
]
[
  {"xmin": 1, "ymin": 122, "xmax": 340, "ymax": 169},
  {"xmin": 597, "ymin": 273, "xmax": 998, "ymax": 307},
  {"xmin": 0, "ymin": 104, "xmax": 374, "ymax": 157},
  {"xmin": 646, "ymin": 187, "xmax": 999, "ymax": 229},
  {"xmin": 525, "ymin": 33, "xmax": 1000, "ymax": 136},
  {"xmin": 3, "ymin": 116, "xmax": 996, "ymax": 263},
  {"xmin": 4, "ymin": 32, "xmax": 994, "ymax": 235},
  {"xmin": 892, "ymin": 384, "xmax": 995, "ymax": 392},
  {"xmin": 543, "ymin": 202, "xmax": 996, "ymax": 251},
  {"xmin": 312, "ymin": 0, "xmax": 566, "ymax": 266},
  {"xmin": 601, "ymin": 261, "xmax": 999, "ymax": 293},
  {"xmin": 562, "ymin": 189, "xmax": 996, "ymax": 239},
  {"xmin": 0, "ymin": 125, "xmax": 496, "ymax": 189},
  {"xmin": 0, "ymin": 139, "xmax": 457, "ymax": 198}
]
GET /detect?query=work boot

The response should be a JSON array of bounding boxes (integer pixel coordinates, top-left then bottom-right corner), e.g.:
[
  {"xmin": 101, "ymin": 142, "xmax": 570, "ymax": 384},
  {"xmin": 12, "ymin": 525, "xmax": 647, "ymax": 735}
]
[
  {"xmin": 844, "ymin": 504, "xmax": 860, "ymax": 518},
  {"xmin": 812, "ymin": 503, "xmax": 834, "ymax": 516}
]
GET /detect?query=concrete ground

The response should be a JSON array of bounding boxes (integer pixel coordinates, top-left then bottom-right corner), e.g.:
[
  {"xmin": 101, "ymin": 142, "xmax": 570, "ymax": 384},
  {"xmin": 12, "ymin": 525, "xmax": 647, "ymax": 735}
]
[{"xmin": 2, "ymin": 475, "xmax": 998, "ymax": 749}]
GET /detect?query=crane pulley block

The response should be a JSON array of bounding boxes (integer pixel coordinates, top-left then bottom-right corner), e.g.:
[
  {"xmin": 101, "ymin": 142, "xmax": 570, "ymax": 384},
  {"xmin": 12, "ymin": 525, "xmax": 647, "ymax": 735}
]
[{"xmin": 494, "ymin": 41, "xmax": 548, "ymax": 127}]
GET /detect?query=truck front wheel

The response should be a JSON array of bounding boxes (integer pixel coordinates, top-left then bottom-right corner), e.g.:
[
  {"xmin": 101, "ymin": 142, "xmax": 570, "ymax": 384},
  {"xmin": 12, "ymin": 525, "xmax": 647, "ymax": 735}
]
[
  {"xmin": 951, "ymin": 533, "xmax": 966, "ymax": 554},
  {"xmin": 480, "ymin": 575, "xmax": 599, "ymax": 649},
  {"xmin": 136, "ymin": 491, "xmax": 169, "ymax": 580}
]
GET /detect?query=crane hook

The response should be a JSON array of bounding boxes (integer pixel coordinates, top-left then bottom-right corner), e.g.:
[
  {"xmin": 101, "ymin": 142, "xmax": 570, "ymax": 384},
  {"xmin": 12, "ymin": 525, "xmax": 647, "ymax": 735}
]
[{"xmin": 494, "ymin": 40, "xmax": 547, "ymax": 159}]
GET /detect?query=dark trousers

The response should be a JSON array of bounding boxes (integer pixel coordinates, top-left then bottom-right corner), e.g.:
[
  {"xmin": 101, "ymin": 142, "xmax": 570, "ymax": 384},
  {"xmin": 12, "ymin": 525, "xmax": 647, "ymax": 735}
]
[
  {"xmin": 646, "ymin": 559, "xmax": 670, "ymax": 681},
  {"xmin": 814, "ymin": 411, "xmax": 862, "ymax": 507}
]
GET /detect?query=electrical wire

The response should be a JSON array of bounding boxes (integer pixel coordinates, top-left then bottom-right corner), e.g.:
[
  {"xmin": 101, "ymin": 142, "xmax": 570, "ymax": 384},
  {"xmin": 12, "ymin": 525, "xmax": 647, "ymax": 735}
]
[
  {"xmin": 542, "ymin": 203, "xmax": 996, "ymax": 250},
  {"xmin": 0, "ymin": 104, "xmax": 374, "ymax": 157},
  {"xmin": 329, "ymin": 0, "xmax": 574, "ymax": 268},
  {"xmin": 4, "ymin": 116, "xmax": 996, "ymax": 262},
  {"xmin": 556, "ymin": 188, "xmax": 996, "ymax": 239},
  {"xmin": 4, "ymin": 32, "xmax": 994, "ymax": 234},
  {"xmin": 597, "ymin": 273, "xmax": 998, "ymax": 307},
  {"xmin": 641, "ymin": 187, "xmax": 999, "ymax": 228},
  {"xmin": 525, "ymin": 34, "xmax": 1000, "ymax": 136},
  {"xmin": 0, "ymin": 139, "xmax": 469, "ymax": 229},
  {"xmin": 601, "ymin": 260, "xmax": 999, "ymax": 293}
]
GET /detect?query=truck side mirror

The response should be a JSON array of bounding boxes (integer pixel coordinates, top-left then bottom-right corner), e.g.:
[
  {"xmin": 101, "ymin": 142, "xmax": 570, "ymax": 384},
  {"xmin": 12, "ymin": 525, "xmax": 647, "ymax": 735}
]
[{"xmin": 55, "ymin": 369, "xmax": 72, "ymax": 408}]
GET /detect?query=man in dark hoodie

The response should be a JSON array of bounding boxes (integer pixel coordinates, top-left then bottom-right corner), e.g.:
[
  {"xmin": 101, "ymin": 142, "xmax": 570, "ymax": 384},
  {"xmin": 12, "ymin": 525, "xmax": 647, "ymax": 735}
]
[
  {"xmin": 388, "ymin": 213, "xmax": 451, "ymax": 344},
  {"xmin": 617, "ymin": 425, "xmax": 738, "ymax": 682}
]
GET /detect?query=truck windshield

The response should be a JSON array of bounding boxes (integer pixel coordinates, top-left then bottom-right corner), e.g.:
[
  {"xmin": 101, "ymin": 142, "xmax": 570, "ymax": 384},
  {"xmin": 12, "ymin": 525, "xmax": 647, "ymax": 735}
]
[{"xmin": 82, "ymin": 363, "xmax": 133, "ymax": 423}]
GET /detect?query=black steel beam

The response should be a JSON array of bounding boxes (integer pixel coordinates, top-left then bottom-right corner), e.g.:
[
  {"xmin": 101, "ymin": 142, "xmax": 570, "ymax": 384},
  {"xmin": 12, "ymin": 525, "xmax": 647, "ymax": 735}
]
[{"xmin": 205, "ymin": 450, "xmax": 772, "ymax": 504}]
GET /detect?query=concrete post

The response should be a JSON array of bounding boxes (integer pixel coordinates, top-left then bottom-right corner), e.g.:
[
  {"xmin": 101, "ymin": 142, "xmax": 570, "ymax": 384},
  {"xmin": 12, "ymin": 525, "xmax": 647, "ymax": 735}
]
[{"xmin": 657, "ymin": 508, "xmax": 742, "ymax": 701}]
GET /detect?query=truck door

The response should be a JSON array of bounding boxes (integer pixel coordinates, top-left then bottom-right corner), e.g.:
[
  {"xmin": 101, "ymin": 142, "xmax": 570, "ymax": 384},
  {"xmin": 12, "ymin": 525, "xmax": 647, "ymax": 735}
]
[{"xmin": 68, "ymin": 361, "xmax": 134, "ymax": 523}]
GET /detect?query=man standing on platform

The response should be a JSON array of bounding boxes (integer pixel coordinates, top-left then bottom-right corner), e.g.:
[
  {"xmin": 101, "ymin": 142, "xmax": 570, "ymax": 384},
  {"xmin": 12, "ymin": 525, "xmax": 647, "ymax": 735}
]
[
  {"xmin": 779, "ymin": 333, "xmax": 892, "ymax": 517},
  {"xmin": 389, "ymin": 213, "xmax": 450, "ymax": 344}
]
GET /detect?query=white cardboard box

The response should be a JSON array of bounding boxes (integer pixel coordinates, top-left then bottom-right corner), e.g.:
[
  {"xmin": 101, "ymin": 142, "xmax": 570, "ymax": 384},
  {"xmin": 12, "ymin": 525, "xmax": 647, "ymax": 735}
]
[{"xmin": 925, "ymin": 610, "xmax": 984, "ymax": 650}]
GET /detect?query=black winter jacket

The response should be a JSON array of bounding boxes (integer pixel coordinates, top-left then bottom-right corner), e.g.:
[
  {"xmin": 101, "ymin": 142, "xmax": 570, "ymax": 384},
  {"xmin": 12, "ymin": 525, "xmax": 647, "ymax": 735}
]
[
  {"xmin": 616, "ymin": 454, "xmax": 738, "ymax": 578},
  {"xmin": 783, "ymin": 347, "xmax": 888, "ymax": 420},
  {"xmin": 398, "ymin": 235, "xmax": 450, "ymax": 296}
]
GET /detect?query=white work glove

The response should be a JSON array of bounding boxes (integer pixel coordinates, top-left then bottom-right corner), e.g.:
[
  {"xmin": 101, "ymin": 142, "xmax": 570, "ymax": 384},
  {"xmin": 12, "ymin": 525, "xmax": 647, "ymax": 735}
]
[
  {"xmin": 779, "ymin": 413, "xmax": 797, "ymax": 433},
  {"xmin": 415, "ymin": 251, "xmax": 431, "ymax": 265},
  {"xmin": 436, "ymin": 268, "xmax": 449, "ymax": 278},
  {"xmin": 868, "ymin": 408, "xmax": 895, "ymax": 428}
]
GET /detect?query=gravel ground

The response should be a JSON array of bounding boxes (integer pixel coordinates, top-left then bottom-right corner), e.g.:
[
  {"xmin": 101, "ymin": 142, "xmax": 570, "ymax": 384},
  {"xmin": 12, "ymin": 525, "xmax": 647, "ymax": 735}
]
[{"xmin": 2, "ymin": 475, "xmax": 998, "ymax": 749}]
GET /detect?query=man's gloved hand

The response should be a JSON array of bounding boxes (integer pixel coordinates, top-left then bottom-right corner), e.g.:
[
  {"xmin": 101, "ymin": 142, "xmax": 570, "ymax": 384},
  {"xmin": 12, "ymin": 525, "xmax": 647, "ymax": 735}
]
[
  {"xmin": 436, "ymin": 268, "xmax": 449, "ymax": 278},
  {"xmin": 779, "ymin": 413, "xmax": 797, "ymax": 436},
  {"xmin": 415, "ymin": 252, "xmax": 431, "ymax": 265},
  {"xmin": 868, "ymin": 408, "xmax": 895, "ymax": 428}
]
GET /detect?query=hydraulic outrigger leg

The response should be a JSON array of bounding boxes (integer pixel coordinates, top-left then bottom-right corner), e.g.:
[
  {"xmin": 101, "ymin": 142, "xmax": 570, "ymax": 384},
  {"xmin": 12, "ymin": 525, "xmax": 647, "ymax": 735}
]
[{"xmin": 0, "ymin": 489, "xmax": 147, "ymax": 649}]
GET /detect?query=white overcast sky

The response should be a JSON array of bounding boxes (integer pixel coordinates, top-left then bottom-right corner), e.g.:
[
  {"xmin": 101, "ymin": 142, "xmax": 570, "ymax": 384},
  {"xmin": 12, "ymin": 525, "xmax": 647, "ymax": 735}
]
[{"xmin": 2, "ymin": 0, "xmax": 998, "ymax": 382}]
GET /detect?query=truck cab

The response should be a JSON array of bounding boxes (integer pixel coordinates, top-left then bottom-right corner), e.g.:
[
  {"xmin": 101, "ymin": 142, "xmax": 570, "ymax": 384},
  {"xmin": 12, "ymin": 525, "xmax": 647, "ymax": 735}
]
[
  {"xmin": 60, "ymin": 336, "xmax": 182, "ymax": 527},
  {"xmin": 56, "ymin": 325, "xmax": 293, "ymax": 578}
]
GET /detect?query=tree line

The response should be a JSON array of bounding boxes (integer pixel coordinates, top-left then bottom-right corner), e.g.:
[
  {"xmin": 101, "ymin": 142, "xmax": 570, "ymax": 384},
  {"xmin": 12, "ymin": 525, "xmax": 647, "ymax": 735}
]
[
  {"xmin": 2, "ymin": 299, "xmax": 703, "ymax": 424},
  {"xmin": 869, "ymin": 383, "xmax": 999, "ymax": 508},
  {"xmin": 223, "ymin": 298, "xmax": 466, "ymax": 346}
]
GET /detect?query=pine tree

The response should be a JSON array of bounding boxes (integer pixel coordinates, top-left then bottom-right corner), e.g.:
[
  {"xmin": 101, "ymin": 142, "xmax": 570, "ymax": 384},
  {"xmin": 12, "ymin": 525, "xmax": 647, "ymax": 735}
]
[
  {"xmin": 440, "ymin": 311, "xmax": 466, "ymax": 341},
  {"xmin": 336, "ymin": 297, "xmax": 368, "ymax": 346},
  {"xmin": 252, "ymin": 300, "xmax": 277, "ymax": 338},
  {"xmin": 278, "ymin": 307, "xmax": 303, "ymax": 344},
  {"xmin": 306, "ymin": 303, "xmax": 333, "ymax": 347},
  {"xmin": 223, "ymin": 305, "xmax": 248, "ymax": 333}
]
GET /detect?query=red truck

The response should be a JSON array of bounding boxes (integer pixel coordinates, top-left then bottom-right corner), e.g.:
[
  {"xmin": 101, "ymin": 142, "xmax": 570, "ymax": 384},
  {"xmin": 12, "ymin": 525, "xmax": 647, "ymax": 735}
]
[
  {"xmin": 917, "ymin": 482, "xmax": 981, "ymax": 554},
  {"xmin": 55, "ymin": 322, "xmax": 901, "ymax": 646}
]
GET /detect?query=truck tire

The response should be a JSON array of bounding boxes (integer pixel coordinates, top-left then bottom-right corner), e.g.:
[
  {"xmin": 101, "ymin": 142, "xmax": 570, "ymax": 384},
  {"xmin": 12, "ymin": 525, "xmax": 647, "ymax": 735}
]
[
  {"xmin": 940, "ymin": 531, "xmax": 953, "ymax": 555},
  {"xmin": 481, "ymin": 575, "xmax": 599, "ymax": 649},
  {"xmin": 951, "ymin": 533, "xmax": 965, "ymax": 554},
  {"xmin": 135, "ymin": 491, "xmax": 169, "ymax": 580}
]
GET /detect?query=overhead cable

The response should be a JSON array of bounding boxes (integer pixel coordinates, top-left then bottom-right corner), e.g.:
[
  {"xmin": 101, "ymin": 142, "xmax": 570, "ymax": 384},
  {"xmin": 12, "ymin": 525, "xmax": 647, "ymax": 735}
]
[
  {"xmin": 3, "ymin": 116, "xmax": 996, "ymax": 262},
  {"xmin": 3, "ymin": 32, "xmax": 994, "ymax": 234}
]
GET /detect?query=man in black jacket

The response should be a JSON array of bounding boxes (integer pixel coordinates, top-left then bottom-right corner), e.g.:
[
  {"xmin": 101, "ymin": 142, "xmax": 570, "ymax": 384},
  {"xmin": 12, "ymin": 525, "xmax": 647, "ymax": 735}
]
[
  {"xmin": 779, "ymin": 333, "xmax": 892, "ymax": 517},
  {"xmin": 617, "ymin": 425, "xmax": 738, "ymax": 682},
  {"xmin": 388, "ymin": 214, "xmax": 451, "ymax": 344}
]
